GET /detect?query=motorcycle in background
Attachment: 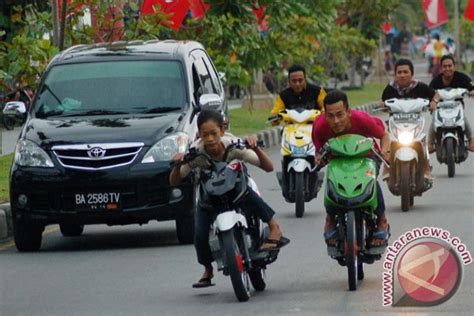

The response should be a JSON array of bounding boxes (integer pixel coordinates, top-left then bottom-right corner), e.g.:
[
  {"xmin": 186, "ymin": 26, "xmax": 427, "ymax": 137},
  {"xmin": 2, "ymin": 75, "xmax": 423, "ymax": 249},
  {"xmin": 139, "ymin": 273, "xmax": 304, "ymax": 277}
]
[
  {"xmin": 433, "ymin": 88, "xmax": 469, "ymax": 177},
  {"xmin": 382, "ymin": 98, "xmax": 431, "ymax": 212},
  {"xmin": 317, "ymin": 134, "xmax": 387, "ymax": 291},
  {"xmin": 177, "ymin": 140, "xmax": 284, "ymax": 302},
  {"xmin": 268, "ymin": 108, "xmax": 324, "ymax": 218}
]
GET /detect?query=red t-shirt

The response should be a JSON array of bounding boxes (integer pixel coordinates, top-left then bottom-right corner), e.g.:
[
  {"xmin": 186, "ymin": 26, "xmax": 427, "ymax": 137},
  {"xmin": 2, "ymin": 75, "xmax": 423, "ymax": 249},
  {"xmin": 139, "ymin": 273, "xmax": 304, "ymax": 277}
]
[{"xmin": 312, "ymin": 110, "xmax": 385, "ymax": 151}]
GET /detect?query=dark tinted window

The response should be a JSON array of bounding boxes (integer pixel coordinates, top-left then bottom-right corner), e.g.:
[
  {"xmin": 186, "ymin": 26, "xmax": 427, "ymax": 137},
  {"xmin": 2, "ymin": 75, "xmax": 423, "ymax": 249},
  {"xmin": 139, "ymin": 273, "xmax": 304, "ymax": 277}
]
[{"xmin": 35, "ymin": 60, "xmax": 186, "ymax": 117}]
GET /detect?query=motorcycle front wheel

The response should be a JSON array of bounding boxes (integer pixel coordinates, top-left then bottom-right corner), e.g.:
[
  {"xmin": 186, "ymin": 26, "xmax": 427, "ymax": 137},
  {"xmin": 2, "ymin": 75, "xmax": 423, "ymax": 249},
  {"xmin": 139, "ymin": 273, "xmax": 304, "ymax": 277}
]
[
  {"xmin": 293, "ymin": 172, "xmax": 305, "ymax": 218},
  {"xmin": 3, "ymin": 116, "xmax": 15, "ymax": 130},
  {"xmin": 400, "ymin": 162, "xmax": 412, "ymax": 212},
  {"xmin": 222, "ymin": 229, "xmax": 250, "ymax": 302},
  {"xmin": 445, "ymin": 138, "xmax": 455, "ymax": 178},
  {"xmin": 346, "ymin": 210, "xmax": 358, "ymax": 291}
]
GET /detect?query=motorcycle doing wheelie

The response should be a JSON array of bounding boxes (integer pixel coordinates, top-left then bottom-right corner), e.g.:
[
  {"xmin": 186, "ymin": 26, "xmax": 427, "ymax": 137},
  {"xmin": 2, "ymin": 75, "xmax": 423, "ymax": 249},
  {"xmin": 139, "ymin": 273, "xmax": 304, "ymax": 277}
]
[
  {"xmin": 317, "ymin": 134, "xmax": 388, "ymax": 291},
  {"xmin": 433, "ymin": 88, "xmax": 469, "ymax": 177},
  {"xmin": 383, "ymin": 98, "xmax": 431, "ymax": 212},
  {"xmin": 268, "ymin": 108, "xmax": 324, "ymax": 217},
  {"xmin": 179, "ymin": 141, "xmax": 283, "ymax": 302}
]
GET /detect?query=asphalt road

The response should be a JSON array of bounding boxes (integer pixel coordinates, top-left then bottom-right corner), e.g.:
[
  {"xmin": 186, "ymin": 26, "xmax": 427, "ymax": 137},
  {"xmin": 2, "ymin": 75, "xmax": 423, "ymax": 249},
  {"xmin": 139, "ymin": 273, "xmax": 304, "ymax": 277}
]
[{"xmin": 1, "ymin": 98, "xmax": 473, "ymax": 315}]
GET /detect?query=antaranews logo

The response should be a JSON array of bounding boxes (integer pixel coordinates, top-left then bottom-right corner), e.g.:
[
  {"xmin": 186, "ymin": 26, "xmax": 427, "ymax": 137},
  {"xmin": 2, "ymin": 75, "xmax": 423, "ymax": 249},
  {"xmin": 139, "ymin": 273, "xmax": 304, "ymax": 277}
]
[{"xmin": 382, "ymin": 226, "xmax": 472, "ymax": 307}]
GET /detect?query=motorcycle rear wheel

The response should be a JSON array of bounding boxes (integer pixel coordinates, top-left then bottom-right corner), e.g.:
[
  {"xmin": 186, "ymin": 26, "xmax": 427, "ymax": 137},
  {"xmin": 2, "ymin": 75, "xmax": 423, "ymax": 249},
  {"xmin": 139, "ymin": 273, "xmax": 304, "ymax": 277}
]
[
  {"xmin": 249, "ymin": 269, "xmax": 266, "ymax": 291},
  {"xmin": 222, "ymin": 229, "xmax": 250, "ymax": 302}
]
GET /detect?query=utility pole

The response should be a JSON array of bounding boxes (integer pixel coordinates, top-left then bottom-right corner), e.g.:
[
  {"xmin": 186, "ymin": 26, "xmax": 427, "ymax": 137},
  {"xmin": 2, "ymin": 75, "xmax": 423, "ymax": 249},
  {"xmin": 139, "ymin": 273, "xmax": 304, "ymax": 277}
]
[
  {"xmin": 59, "ymin": 0, "xmax": 68, "ymax": 50},
  {"xmin": 453, "ymin": 0, "xmax": 461, "ymax": 64}
]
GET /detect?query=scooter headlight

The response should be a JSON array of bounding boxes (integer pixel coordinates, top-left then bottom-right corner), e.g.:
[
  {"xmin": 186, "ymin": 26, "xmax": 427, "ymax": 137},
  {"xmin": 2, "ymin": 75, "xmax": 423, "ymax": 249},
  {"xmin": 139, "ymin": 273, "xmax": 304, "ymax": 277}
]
[
  {"xmin": 290, "ymin": 144, "xmax": 307, "ymax": 156},
  {"xmin": 398, "ymin": 131, "xmax": 414, "ymax": 145}
]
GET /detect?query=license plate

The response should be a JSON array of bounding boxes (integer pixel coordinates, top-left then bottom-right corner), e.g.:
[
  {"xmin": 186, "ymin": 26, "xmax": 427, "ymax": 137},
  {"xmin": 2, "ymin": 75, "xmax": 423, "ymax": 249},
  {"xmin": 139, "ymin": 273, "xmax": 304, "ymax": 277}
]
[{"xmin": 74, "ymin": 192, "xmax": 121, "ymax": 211}]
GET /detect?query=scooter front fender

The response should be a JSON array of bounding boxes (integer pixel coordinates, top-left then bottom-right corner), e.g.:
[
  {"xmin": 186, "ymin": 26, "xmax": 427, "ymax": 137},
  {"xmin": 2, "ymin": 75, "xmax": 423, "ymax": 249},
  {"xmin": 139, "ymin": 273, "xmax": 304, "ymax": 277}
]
[
  {"xmin": 394, "ymin": 147, "xmax": 418, "ymax": 162},
  {"xmin": 442, "ymin": 132, "xmax": 458, "ymax": 144},
  {"xmin": 213, "ymin": 210, "xmax": 248, "ymax": 233},
  {"xmin": 287, "ymin": 158, "xmax": 311, "ymax": 173}
]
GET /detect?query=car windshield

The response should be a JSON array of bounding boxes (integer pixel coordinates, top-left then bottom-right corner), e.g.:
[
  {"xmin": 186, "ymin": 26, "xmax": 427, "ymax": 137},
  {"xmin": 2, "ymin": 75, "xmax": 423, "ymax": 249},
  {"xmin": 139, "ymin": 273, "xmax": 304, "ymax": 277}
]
[{"xmin": 35, "ymin": 60, "xmax": 186, "ymax": 118}]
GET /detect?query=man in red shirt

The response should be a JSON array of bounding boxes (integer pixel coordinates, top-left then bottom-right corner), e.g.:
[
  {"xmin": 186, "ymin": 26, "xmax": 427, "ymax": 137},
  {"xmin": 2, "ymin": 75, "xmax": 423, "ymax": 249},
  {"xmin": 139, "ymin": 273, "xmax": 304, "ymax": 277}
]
[{"xmin": 312, "ymin": 90, "xmax": 390, "ymax": 247}]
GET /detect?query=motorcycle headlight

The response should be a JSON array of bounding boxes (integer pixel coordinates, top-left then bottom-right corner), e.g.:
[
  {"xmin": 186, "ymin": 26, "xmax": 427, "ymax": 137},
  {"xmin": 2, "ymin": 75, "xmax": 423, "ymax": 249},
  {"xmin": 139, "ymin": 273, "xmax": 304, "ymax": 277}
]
[
  {"xmin": 14, "ymin": 139, "xmax": 54, "ymax": 167},
  {"xmin": 398, "ymin": 131, "xmax": 414, "ymax": 145},
  {"xmin": 141, "ymin": 133, "xmax": 189, "ymax": 163},
  {"xmin": 443, "ymin": 118, "xmax": 455, "ymax": 127},
  {"xmin": 290, "ymin": 144, "xmax": 307, "ymax": 155}
]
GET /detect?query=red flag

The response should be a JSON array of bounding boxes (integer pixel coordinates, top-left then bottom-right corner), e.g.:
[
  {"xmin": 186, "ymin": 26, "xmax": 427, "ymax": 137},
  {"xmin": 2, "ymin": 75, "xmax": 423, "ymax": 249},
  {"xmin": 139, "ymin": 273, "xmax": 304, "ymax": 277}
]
[
  {"xmin": 189, "ymin": 0, "xmax": 209, "ymax": 19},
  {"xmin": 422, "ymin": 0, "xmax": 449, "ymax": 29},
  {"xmin": 464, "ymin": 0, "xmax": 474, "ymax": 21},
  {"xmin": 381, "ymin": 22, "xmax": 391, "ymax": 34},
  {"xmin": 141, "ymin": 0, "xmax": 190, "ymax": 31}
]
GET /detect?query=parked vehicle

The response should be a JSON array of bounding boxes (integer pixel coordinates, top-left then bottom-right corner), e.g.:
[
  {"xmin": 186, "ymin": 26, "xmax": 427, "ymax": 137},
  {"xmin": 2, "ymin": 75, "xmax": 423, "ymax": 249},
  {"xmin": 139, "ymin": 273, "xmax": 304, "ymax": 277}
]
[
  {"xmin": 269, "ymin": 108, "xmax": 324, "ymax": 217},
  {"xmin": 383, "ymin": 98, "xmax": 431, "ymax": 212},
  {"xmin": 433, "ymin": 88, "xmax": 469, "ymax": 177},
  {"xmin": 179, "ymin": 141, "xmax": 282, "ymax": 302},
  {"xmin": 9, "ymin": 40, "xmax": 229, "ymax": 251},
  {"xmin": 318, "ymin": 134, "xmax": 387, "ymax": 291}
]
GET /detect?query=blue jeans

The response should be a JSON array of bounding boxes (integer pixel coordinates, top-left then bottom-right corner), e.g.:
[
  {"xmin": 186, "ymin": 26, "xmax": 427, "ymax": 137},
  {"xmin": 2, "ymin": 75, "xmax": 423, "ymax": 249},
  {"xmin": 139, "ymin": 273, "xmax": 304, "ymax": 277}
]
[{"xmin": 194, "ymin": 188, "xmax": 275, "ymax": 267}]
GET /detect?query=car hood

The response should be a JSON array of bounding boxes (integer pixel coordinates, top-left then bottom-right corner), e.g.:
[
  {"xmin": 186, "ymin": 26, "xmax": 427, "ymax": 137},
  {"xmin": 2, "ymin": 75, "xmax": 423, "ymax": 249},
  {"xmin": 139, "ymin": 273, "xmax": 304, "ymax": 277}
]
[{"xmin": 22, "ymin": 114, "xmax": 183, "ymax": 149}]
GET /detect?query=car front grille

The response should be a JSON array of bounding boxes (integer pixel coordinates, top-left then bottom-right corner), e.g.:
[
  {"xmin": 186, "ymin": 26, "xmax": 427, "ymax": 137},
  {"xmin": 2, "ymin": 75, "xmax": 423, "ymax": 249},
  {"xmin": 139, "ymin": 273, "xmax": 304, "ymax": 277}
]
[{"xmin": 52, "ymin": 143, "xmax": 144, "ymax": 170}]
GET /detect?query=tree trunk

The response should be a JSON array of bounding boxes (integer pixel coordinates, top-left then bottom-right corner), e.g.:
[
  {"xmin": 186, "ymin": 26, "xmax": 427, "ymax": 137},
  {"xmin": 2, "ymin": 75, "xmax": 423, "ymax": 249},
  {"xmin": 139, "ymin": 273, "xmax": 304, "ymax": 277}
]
[
  {"xmin": 59, "ymin": 0, "xmax": 67, "ymax": 50},
  {"xmin": 51, "ymin": 0, "xmax": 60, "ymax": 47}
]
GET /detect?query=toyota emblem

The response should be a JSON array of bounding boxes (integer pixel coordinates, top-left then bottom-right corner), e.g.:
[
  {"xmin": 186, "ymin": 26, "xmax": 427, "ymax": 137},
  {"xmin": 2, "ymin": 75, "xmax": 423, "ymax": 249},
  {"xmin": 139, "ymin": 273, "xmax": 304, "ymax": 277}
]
[{"xmin": 87, "ymin": 146, "xmax": 106, "ymax": 159}]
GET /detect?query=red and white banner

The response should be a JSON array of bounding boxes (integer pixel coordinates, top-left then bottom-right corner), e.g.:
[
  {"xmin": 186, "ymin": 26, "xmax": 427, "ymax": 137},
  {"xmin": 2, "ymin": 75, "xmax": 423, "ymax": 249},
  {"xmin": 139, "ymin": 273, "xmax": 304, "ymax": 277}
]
[
  {"xmin": 464, "ymin": 0, "xmax": 474, "ymax": 22},
  {"xmin": 422, "ymin": 0, "xmax": 449, "ymax": 29}
]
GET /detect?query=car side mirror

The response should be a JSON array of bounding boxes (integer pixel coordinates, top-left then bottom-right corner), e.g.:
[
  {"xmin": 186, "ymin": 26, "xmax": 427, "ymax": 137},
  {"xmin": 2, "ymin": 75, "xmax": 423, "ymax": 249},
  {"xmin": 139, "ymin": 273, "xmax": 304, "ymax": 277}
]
[
  {"xmin": 199, "ymin": 94, "xmax": 222, "ymax": 111},
  {"xmin": 3, "ymin": 101, "xmax": 27, "ymax": 117}
]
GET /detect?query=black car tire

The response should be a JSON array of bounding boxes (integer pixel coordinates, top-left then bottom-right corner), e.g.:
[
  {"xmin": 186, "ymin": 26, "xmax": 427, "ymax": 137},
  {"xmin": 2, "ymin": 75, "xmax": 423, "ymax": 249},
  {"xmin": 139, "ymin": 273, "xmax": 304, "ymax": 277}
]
[
  {"xmin": 60, "ymin": 224, "xmax": 84, "ymax": 237},
  {"xmin": 14, "ymin": 220, "xmax": 43, "ymax": 252}
]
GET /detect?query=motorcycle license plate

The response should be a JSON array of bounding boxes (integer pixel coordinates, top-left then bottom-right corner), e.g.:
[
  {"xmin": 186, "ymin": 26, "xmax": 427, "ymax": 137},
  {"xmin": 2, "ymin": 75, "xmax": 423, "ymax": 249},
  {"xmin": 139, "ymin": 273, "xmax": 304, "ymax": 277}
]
[{"xmin": 74, "ymin": 192, "xmax": 121, "ymax": 211}]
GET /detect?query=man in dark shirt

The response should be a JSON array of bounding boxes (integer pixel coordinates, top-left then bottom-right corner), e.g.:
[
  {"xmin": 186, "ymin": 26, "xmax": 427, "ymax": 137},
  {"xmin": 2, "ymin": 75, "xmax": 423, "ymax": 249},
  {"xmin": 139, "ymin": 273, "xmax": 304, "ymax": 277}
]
[
  {"xmin": 429, "ymin": 54, "xmax": 474, "ymax": 152},
  {"xmin": 381, "ymin": 58, "xmax": 437, "ymax": 181},
  {"xmin": 270, "ymin": 64, "xmax": 326, "ymax": 122}
]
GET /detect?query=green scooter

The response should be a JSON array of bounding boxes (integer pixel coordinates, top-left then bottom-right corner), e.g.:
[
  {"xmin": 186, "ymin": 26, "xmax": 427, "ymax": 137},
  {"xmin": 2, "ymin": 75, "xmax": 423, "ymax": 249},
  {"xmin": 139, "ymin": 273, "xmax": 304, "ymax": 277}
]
[{"xmin": 318, "ymin": 134, "xmax": 387, "ymax": 291}]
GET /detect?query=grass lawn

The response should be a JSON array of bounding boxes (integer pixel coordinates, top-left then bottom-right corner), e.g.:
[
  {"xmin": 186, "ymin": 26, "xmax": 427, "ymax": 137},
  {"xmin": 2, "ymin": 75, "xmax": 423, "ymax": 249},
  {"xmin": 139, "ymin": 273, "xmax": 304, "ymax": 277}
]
[
  {"xmin": 0, "ymin": 153, "xmax": 13, "ymax": 203},
  {"xmin": 230, "ymin": 83, "xmax": 385, "ymax": 136}
]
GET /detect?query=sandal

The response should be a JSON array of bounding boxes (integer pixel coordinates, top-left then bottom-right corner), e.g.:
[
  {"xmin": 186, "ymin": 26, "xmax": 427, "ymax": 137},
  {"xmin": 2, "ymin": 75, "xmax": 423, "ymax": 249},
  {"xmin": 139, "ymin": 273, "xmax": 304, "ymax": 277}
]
[
  {"xmin": 371, "ymin": 224, "xmax": 390, "ymax": 247},
  {"xmin": 323, "ymin": 227, "xmax": 339, "ymax": 247},
  {"xmin": 259, "ymin": 236, "xmax": 290, "ymax": 252},
  {"xmin": 192, "ymin": 276, "xmax": 215, "ymax": 288}
]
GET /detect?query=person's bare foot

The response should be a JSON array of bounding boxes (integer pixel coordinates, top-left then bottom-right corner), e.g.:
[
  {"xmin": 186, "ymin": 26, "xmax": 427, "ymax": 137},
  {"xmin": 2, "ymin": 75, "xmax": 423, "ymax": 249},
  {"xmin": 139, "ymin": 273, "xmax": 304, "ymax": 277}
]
[
  {"xmin": 428, "ymin": 143, "xmax": 436, "ymax": 154},
  {"xmin": 192, "ymin": 266, "xmax": 214, "ymax": 288},
  {"xmin": 323, "ymin": 215, "xmax": 338, "ymax": 246},
  {"xmin": 468, "ymin": 139, "xmax": 474, "ymax": 152},
  {"xmin": 372, "ymin": 214, "xmax": 389, "ymax": 247},
  {"xmin": 260, "ymin": 218, "xmax": 282, "ymax": 250}
]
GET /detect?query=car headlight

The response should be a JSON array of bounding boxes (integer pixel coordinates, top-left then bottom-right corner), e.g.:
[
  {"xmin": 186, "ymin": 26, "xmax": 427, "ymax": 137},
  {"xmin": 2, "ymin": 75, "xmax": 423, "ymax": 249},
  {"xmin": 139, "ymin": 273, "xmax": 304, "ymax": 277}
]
[
  {"xmin": 141, "ymin": 132, "xmax": 189, "ymax": 163},
  {"xmin": 14, "ymin": 139, "xmax": 54, "ymax": 167},
  {"xmin": 398, "ymin": 131, "xmax": 414, "ymax": 145}
]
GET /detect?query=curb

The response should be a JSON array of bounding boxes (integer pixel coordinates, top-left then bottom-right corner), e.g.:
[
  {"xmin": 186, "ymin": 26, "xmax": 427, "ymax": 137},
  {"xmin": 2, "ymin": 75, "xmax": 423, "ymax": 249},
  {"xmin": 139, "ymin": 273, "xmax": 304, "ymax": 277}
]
[
  {"xmin": 0, "ymin": 103, "xmax": 378, "ymax": 246},
  {"xmin": 0, "ymin": 204, "xmax": 12, "ymax": 244}
]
